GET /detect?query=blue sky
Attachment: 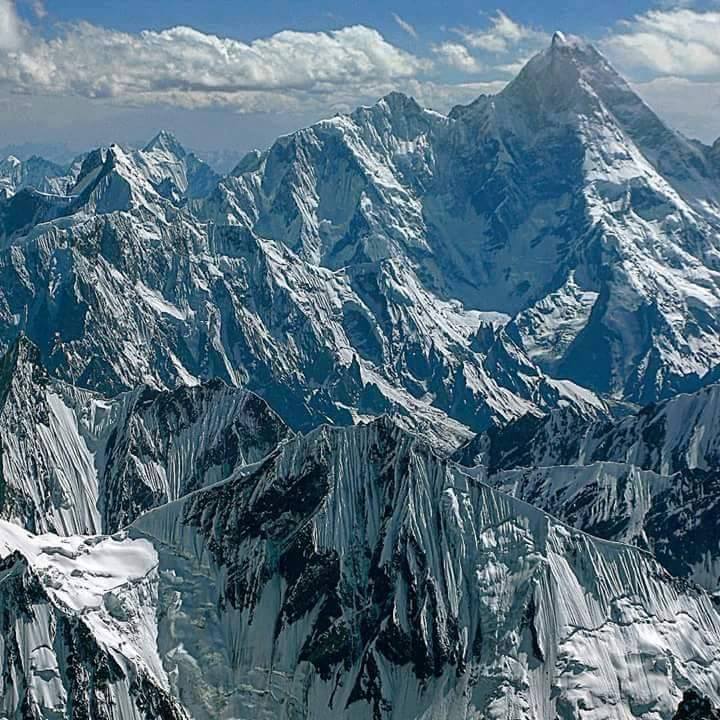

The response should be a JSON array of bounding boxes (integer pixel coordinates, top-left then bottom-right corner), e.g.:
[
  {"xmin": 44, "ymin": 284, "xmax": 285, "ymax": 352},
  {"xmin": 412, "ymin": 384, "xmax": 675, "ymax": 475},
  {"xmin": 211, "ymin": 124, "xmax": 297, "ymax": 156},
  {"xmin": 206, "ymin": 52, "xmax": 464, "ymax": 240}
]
[
  {"xmin": 18, "ymin": 0, "xmax": 661, "ymax": 40},
  {"xmin": 1, "ymin": 0, "xmax": 720, "ymax": 162}
]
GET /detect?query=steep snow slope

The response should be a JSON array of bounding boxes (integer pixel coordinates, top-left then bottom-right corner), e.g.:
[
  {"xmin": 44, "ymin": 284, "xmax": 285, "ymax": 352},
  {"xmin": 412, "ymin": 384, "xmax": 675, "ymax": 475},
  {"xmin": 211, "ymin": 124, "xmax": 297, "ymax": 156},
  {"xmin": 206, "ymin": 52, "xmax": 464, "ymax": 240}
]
[
  {"xmin": 0, "ymin": 336, "xmax": 290, "ymax": 536},
  {"xmin": 0, "ymin": 137, "xmax": 601, "ymax": 448},
  {"xmin": 456, "ymin": 382, "xmax": 720, "ymax": 475},
  {"xmin": 211, "ymin": 34, "xmax": 720, "ymax": 404},
  {"xmin": 0, "ymin": 336, "xmax": 101, "ymax": 535},
  {"xmin": 0, "ymin": 154, "xmax": 73, "ymax": 197},
  {"xmin": 456, "ymin": 382, "xmax": 720, "ymax": 590},
  {"xmin": 132, "ymin": 418, "xmax": 720, "ymax": 720},
  {"xmin": 0, "ymin": 521, "xmax": 186, "ymax": 719}
]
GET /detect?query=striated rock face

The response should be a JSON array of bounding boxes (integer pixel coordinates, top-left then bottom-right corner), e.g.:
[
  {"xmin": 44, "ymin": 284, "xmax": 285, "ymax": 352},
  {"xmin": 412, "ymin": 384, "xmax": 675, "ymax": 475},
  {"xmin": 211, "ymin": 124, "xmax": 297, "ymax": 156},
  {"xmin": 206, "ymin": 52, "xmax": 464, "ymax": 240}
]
[
  {"xmin": 0, "ymin": 336, "xmax": 291, "ymax": 536},
  {"xmin": 457, "ymin": 382, "xmax": 720, "ymax": 590},
  {"xmin": 0, "ymin": 335, "xmax": 101, "ymax": 535},
  {"xmin": 97, "ymin": 379, "xmax": 291, "ymax": 532},
  {"xmin": 132, "ymin": 418, "xmax": 720, "ymax": 720},
  {"xmin": 208, "ymin": 35, "xmax": 720, "ymax": 405}
]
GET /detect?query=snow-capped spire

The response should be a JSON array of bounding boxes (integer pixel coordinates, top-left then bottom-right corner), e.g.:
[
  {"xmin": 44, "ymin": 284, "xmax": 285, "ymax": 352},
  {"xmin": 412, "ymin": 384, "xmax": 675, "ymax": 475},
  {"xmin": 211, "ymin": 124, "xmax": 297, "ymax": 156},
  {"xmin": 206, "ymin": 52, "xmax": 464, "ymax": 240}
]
[
  {"xmin": 379, "ymin": 90, "xmax": 422, "ymax": 114},
  {"xmin": 499, "ymin": 28, "xmax": 626, "ymax": 115},
  {"xmin": 551, "ymin": 30, "xmax": 567, "ymax": 47},
  {"xmin": 549, "ymin": 30, "xmax": 590, "ymax": 52},
  {"xmin": 143, "ymin": 129, "xmax": 187, "ymax": 159}
]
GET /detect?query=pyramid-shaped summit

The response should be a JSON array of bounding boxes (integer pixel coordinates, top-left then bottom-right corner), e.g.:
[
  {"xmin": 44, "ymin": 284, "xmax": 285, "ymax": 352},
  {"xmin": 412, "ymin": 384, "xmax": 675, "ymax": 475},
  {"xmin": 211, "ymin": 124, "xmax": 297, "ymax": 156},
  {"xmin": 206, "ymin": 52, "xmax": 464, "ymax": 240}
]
[
  {"xmin": 205, "ymin": 34, "xmax": 720, "ymax": 404},
  {"xmin": 143, "ymin": 129, "xmax": 188, "ymax": 158}
]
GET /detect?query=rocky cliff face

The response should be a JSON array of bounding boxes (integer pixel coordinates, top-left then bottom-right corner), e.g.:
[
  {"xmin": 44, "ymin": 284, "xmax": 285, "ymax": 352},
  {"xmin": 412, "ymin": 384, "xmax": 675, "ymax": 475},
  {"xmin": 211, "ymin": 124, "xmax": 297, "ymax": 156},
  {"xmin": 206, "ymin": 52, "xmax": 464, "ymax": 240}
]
[
  {"xmin": 457, "ymin": 383, "xmax": 720, "ymax": 590},
  {"xmin": 132, "ymin": 418, "xmax": 720, "ymax": 720},
  {"xmin": 0, "ymin": 337, "xmax": 290, "ymax": 535},
  {"xmin": 673, "ymin": 690, "xmax": 720, "ymax": 720}
]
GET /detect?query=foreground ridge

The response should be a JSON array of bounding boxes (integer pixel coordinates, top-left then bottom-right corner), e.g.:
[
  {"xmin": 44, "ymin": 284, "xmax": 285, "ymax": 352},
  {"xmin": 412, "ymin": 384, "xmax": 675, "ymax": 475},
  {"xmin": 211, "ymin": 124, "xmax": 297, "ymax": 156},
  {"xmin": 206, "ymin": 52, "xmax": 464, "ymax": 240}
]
[{"xmin": 127, "ymin": 418, "xmax": 720, "ymax": 719}]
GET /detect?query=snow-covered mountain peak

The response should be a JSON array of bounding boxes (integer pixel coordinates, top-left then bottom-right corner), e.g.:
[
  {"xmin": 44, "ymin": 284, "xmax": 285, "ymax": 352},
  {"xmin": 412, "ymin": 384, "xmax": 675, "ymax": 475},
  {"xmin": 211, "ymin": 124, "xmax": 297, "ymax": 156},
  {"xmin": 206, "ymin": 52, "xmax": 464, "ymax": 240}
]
[
  {"xmin": 0, "ymin": 154, "xmax": 21, "ymax": 170},
  {"xmin": 230, "ymin": 147, "xmax": 264, "ymax": 176},
  {"xmin": 350, "ymin": 89, "xmax": 442, "ymax": 139},
  {"xmin": 550, "ymin": 30, "xmax": 567, "ymax": 47},
  {"xmin": 502, "ymin": 33, "xmax": 623, "ymax": 117},
  {"xmin": 143, "ymin": 130, "xmax": 187, "ymax": 159},
  {"xmin": 66, "ymin": 133, "xmax": 218, "ymax": 210},
  {"xmin": 550, "ymin": 30, "xmax": 594, "ymax": 53},
  {"xmin": 0, "ymin": 335, "xmax": 294, "ymax": 537},
  {"xmin": 375, "ymin": 90, "xmax": 424, "ymax": 118}
]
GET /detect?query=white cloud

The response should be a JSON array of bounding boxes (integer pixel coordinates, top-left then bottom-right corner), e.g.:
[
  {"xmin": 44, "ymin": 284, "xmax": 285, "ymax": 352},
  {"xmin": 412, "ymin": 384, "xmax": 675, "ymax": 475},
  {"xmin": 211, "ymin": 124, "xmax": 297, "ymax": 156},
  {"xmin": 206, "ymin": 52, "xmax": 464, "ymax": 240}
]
[
  {"xmin": 392, "ymin": 12, "xmax": 418, "ymax": 39},
  {"xmin": 454, "ymin": 11, "xmax": 547, "ymax": 54},
  {"xmin": 405, "ymin": 78, "xmax": 507, "ymax": 111},
  {"xmin": 0, "ymin": 22, "xmax": 429, "ymax": 110},
  {"xmin": 602, "ymin": 9, "xmax": 720, "ymax": 77},
  {"xmin": 30, "ymin": 0, "xmax": 46, "ymax": 20},
  {"xmin": 0, "ymin": 9, "xmax": 547, "ymax": 122},
  {"xmin": 432, "ymin": 42, "xmax": 483, "ymax": 73},
  {"xmin": 599, "ymin": 8, "xmax": 720, "ymax": 141},
  {"xmin": 0, "ymin": 0, "xmax": 23, "ymax": 50}
]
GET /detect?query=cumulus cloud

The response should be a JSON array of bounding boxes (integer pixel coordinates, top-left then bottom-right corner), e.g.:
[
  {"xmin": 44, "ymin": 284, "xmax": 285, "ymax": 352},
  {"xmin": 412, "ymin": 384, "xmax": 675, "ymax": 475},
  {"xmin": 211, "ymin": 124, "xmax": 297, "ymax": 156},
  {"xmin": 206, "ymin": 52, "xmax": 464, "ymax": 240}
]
[
  {"xmin": 0, "ymin": 8, "xmax": 553, "ymax": 122},
  {"xmin": 432, "ymin": 42, "xmax": 483, "ymax": 73},
  {"xmin": 392, "ymin": 13, "xmax": 418, "ymax": 39},
  {"xmin": 0, "ymin": 0, "xmax": 23, "ymax": 50},
  {"xmin": 0, "ymin": 21, "xmax": 429, "ymax": 109},
  {"xmin": 454, "ymin": 11, "xmax": 547, "ymax": 54},
  {"xmin": 602, "ymin": 9, "xmax": 720, "ymax": 77}
]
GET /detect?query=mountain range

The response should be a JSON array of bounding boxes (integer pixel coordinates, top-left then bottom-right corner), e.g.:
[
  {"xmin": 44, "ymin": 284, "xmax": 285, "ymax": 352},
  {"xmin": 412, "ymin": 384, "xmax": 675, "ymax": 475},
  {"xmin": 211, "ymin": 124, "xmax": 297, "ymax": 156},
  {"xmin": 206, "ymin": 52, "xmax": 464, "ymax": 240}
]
[{"xmin": 1, "ymin": 32, "xmax": 720, "ymax": 719}]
